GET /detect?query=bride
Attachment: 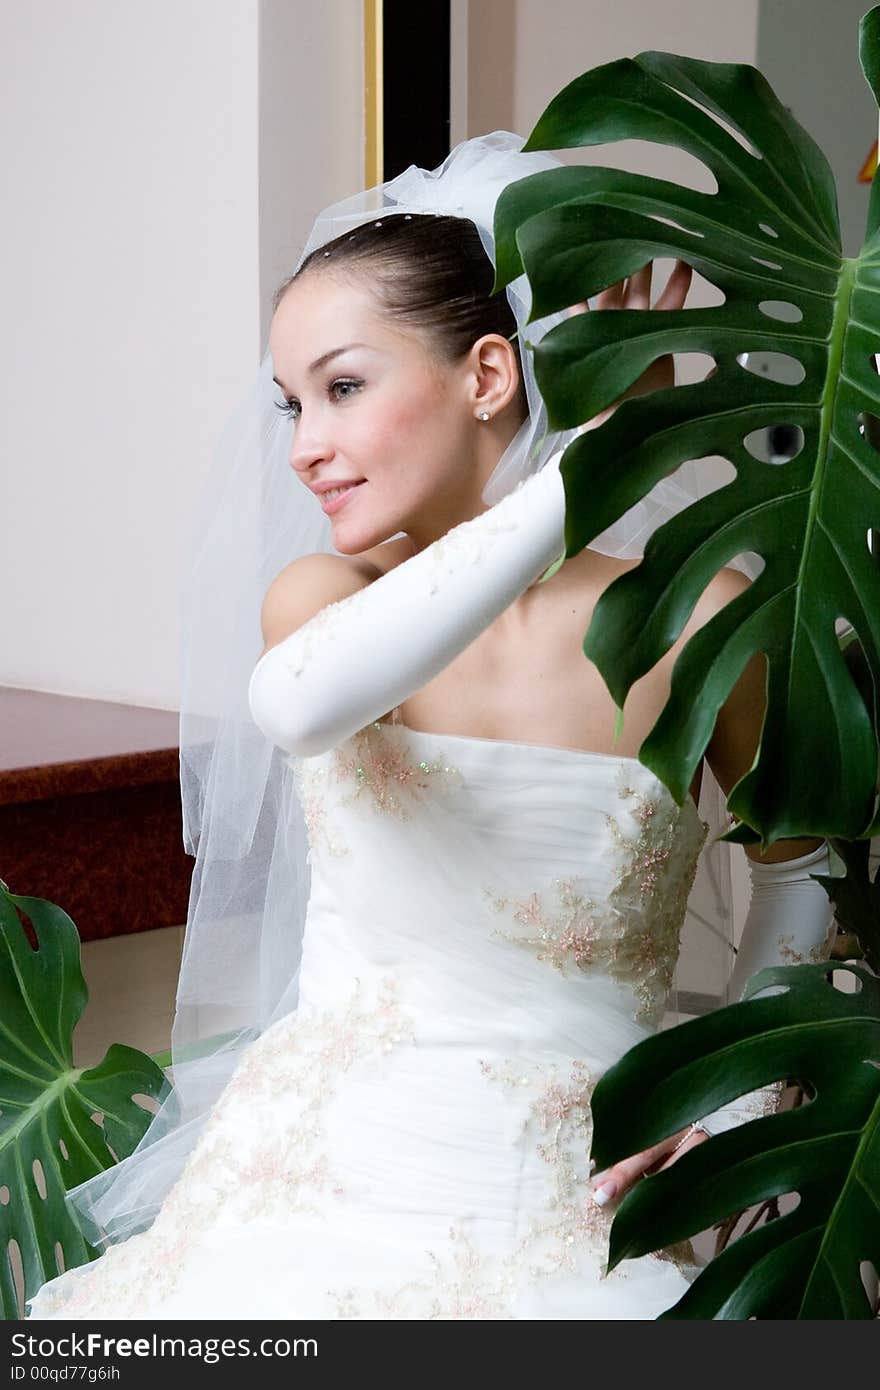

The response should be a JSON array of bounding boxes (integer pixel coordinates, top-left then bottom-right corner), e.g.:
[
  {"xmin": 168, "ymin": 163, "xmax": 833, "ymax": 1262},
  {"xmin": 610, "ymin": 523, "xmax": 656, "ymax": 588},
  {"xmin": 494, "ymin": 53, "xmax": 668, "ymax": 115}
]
[{"xmin": 26, "ymin": 132, "xmax": 835, "ymax": 1321}]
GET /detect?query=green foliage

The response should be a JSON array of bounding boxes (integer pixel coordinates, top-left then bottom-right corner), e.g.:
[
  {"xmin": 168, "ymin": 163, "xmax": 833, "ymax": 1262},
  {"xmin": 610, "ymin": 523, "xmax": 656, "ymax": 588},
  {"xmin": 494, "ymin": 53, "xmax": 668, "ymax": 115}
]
[
  {"xmin": 590, "ymin": 963, "xmax": 880, "ymax": 1319},
  {"xmin": 820, "ymin": 840, "xmax": 880, "ymax": 973},
  {"xmin": 494, "ymin": 6, "xmax": 880, "ymax": 1319},
  {"xmin": 0, "ymin": 882, "xmax": 170, "ymax": 1319},
  {"xmin": 493, "ymin": 27, "xmax": 880, "ymax": 846}
]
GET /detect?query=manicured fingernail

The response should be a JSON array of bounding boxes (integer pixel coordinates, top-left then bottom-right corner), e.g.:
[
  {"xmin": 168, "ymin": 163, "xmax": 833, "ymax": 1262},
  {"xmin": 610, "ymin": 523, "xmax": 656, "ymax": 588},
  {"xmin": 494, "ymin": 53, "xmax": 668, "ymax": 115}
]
[
  {"xmin": 591, "ymin": 1180, "xmax": 618, "ymax": 1207},
  {"xmin": 589, "ymin": 1158, "xmax": 597, "ymax": 1175}
]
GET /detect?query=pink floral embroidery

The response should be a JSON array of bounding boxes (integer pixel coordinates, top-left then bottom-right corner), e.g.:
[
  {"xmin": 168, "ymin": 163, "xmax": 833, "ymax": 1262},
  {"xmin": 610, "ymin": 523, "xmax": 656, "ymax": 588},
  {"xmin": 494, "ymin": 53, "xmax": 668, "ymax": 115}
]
[
  {"xmin": 485, "ymin": 768, "xmax": 708, "ymax": 1024},
  {"xmin": 334, "ymin": 721, "xmax": 461, "ymax": 819}
]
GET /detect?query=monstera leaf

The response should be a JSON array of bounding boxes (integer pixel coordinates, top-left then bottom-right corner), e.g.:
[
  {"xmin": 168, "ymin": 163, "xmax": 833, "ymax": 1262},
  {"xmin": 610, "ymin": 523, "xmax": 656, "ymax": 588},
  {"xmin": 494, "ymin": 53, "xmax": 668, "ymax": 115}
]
[
  {"xmin": 589, "ymin": 962, "xmax": 880, "ymax": 1319},
  {"xmin": 0, "ymin": 881, "xmax": 170, "ymax": 1319},
  {"xmin": 493, "ymin": 8, "xmax": 880, "ymax": 844}
]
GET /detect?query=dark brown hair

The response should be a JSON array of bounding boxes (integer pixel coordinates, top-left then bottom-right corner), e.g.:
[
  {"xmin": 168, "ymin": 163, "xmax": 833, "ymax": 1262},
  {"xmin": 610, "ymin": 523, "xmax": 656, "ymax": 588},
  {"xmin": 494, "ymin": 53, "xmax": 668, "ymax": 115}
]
[{"xmin": 273, "ymin": 213, "xmax": 527, "ymax": 419}]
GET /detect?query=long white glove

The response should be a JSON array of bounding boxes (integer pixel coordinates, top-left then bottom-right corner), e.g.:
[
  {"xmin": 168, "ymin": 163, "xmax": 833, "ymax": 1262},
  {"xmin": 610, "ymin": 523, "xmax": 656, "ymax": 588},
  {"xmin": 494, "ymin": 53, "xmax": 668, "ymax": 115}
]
[
  {"xmin": 700, "ymin": 842, "xmax": 836, "ymax": 1134},
  {"xmin": 248, "ymin": 455, "xmax": 566, "ymax": 756}
]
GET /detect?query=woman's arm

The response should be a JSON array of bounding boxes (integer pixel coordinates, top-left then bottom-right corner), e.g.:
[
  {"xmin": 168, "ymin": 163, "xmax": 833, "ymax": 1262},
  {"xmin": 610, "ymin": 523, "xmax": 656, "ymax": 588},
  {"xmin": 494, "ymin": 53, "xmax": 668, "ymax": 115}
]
[
  {"xmin": 702, "ymin": 571, "xmax": 834, "ymax": 974},
  {"xmin": 707, "ymin": 630, "xmax": 835, "ymax": 1000},
  {"xmin": 703, "ymin": 572, "xmax": 824, "ymax": 864},
  {"xmin": 590, "ymin": 567, "xmax": 836, "ymax": 1202},
  {"xmin": 248, "ymin": 456, "xmax": 566, "ymax": 756},
  {"xmin": 694, "ymin": 592, "xmax": 836, "ymax": 1132}
]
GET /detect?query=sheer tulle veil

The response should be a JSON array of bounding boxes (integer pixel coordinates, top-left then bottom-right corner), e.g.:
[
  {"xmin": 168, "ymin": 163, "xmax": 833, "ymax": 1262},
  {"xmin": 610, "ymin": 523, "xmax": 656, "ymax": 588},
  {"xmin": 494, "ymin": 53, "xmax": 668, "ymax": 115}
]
[{"xmin": 66, "ymin": 131, "xmax": 741, "ymax": 1248}]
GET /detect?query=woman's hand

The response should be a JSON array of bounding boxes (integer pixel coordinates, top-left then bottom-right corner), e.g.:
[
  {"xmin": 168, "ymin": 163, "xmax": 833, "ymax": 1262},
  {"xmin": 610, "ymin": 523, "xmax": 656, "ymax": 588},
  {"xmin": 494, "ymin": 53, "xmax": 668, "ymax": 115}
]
[
  {"xmin": 570, "ymin": 259, "xmax": 693, "ymax": 432},
  {"xmin": 590, "ymin": 1120, "xmax": 708, "ymax": 1208}
]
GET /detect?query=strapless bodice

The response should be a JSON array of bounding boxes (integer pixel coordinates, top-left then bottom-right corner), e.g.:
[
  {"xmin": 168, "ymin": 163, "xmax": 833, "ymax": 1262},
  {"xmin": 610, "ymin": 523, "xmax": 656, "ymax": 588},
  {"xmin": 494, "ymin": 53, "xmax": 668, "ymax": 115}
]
[{"xmin": 289, "ymin": 719, "xmax": 708, "ymax": 1035}]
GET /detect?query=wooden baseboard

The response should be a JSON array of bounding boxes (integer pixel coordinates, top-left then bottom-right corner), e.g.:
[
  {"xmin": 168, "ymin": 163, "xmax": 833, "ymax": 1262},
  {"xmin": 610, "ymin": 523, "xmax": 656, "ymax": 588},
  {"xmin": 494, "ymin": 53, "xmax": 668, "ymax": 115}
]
[{"xmin": 1, "ymin": 687, "xmax": 192, "ymax": 941}]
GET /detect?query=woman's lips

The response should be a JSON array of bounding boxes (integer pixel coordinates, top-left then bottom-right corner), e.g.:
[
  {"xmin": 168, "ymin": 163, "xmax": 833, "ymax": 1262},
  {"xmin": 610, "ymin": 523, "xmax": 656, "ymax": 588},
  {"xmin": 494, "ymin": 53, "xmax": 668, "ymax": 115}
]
[{"xmin": 320, "ymin": 481, "xmax": 366, "ymax": 515}]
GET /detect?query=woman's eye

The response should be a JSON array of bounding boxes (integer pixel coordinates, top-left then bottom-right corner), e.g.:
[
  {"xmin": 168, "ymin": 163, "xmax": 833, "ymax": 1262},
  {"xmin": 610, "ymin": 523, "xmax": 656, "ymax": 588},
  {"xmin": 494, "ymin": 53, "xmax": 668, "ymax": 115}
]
[
  {"xmin": 329, "ymin": 378, "xmax": 363, "ymax": 402},
  {"xmin": 273, "ymin": 378, "xmax": 362, "ymax": 422}
]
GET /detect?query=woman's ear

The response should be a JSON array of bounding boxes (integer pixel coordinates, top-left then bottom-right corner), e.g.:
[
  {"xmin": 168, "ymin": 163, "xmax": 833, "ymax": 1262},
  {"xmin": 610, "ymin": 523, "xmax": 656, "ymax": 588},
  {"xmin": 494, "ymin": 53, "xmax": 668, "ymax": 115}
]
[{"xmin": 469, "ymin": 333, "xmax": 521, "ymax": 417}]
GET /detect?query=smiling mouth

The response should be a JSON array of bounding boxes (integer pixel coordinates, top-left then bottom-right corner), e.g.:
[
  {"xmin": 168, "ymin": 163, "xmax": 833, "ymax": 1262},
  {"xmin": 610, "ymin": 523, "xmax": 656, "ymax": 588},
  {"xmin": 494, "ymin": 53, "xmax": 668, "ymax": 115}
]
[
  {"xmin": 319, "ymin": 480, "xmax": 367, "ymax": 513},
  {"xmin": 322, "ymin": 483, "xmax": 363, "ymax": 501}
]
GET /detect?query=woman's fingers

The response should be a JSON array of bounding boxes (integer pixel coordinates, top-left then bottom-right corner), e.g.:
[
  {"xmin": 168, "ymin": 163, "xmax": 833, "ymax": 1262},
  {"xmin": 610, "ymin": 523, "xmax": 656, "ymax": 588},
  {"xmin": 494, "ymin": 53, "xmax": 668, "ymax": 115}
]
[
  {"xmin": 590, "ymin": 260, "xmax": 693, "ymax": 316},
  {"xmin": 594, "ymin": 278, "xmax": 626, "ymax": 311},
  {"xmin": 656, "ymin": 1128, "xmax": 707, "ymax": 1171},
  {"xmin": 590, "ymin": 1126, "xmax": 709, "ymax": 1206},
  {"xmin": 590, "ymin": 1136, "xmax": 675, "ymax": 1205},
  {"xmin": 624, "ymin": 262, "xmax": 652, "ymax": 310},
  {"xmin": 654, "ymin": 258, "xmax": 693, "ymax": 312}
]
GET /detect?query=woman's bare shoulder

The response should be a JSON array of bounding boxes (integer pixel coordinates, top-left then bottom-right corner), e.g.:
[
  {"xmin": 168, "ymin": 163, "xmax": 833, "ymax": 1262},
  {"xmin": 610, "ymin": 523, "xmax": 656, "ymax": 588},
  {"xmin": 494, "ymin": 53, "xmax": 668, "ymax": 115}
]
[
  {"xmin": 259, "ymin": 537, "xmax": 416, "ymax": 653},
  {"xmin": 592, "ymin": 552, "xmax": 750, "ymax": 614},
  {"xmin": 259, "ymin": 553, "xmax": 379, "ymax": 653},
  {"xmin": 581, "ymin": 551, "xmax": 750, "ymax": 599},
  {"xmin": 559, "ymin": 551, "xmax": 751, "ymax": 651}
]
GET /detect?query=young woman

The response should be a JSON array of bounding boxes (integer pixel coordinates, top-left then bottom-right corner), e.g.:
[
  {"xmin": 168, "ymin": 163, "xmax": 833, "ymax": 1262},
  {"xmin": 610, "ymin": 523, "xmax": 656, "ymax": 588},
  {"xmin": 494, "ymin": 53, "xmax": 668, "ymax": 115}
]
[{"xmin": 27, "ymin": 132, "xmax": 834, "ymax": 1321}]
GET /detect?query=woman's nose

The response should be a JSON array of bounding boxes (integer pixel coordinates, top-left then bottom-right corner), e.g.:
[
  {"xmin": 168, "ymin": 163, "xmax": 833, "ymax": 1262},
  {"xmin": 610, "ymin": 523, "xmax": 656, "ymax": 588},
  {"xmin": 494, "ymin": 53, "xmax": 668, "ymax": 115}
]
[{"xmin": 289, "ymin": 421, "xmax": 334, "ymax": 475}]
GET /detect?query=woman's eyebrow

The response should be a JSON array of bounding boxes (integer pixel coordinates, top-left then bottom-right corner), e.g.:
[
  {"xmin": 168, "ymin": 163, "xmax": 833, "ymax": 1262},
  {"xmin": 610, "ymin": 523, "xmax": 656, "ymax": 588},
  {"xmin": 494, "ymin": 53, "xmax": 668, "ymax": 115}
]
[{"xmin": 273, "ymin": 342, "xmax": 371, "ymax": 393}]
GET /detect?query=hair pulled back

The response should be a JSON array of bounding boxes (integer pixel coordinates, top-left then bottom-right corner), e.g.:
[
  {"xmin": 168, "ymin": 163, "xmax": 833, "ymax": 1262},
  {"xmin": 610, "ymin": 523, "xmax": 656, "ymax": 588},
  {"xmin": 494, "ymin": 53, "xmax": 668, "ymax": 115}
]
[{"xmin": 273, "ymin": 213, "xmax": 528, "ymax": 420}]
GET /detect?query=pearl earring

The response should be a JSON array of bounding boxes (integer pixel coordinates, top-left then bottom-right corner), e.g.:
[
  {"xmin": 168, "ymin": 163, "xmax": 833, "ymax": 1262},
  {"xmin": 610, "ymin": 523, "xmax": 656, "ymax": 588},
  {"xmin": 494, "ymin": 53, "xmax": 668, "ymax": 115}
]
[{"xmin": 477, "ymin": 410, "xmax": 490, "ymax": 421}]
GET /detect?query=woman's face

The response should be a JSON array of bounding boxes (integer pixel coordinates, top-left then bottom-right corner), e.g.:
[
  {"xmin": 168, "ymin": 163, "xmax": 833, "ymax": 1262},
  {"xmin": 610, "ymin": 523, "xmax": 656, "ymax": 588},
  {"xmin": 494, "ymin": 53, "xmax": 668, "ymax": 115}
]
[{"xmin": 269, "ymin": 271, "xmax": 511, "ymax": 554}]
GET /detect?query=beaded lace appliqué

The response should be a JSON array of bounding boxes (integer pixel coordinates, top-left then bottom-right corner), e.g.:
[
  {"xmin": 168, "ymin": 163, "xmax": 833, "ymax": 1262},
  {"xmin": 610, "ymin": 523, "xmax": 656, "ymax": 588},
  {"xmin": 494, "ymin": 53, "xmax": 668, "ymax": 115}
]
[
  {"xmin": 777, "ymin": 927, "xmax": 836, "ymax": 965},
  {"xmin": 32, "ymin": 976, "xmax": 414, "ymax": 1320},
  {"xmin": 425, "ymin": 482, "xmax": 524, "ymax": 595},
  {"xmin": 280, "ymin": 589, "xmax": 369, "ymax": 677},
  {"xmin": 477, "ymin": 1059, "xmax": 696, "ymax": 1284},
  {"xmin": 288, "ymin": 719, "xmax": 461, "ymax": 861},
  {"xmin": 290, "ymin": 758, "xmax": 349, "ymax": 859},
  {"xmin": 476, "ymin": 1056, "xmax": 610, "ymax": 1274},
  {"xmin": 485, "ymin": 766, "xmax": 708, "ymax": 1025},
  {"xmin": 334, "ymin": 721, "xmax": 461, "ymax": 818}
]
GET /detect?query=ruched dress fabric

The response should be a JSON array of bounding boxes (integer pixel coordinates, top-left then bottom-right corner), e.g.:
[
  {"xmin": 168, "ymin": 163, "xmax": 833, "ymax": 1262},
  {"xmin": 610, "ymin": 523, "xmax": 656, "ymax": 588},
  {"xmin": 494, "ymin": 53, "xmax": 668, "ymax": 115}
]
[{"xmin": 28, "ymin": 715, "xmax": 709, "ymax": 1321}]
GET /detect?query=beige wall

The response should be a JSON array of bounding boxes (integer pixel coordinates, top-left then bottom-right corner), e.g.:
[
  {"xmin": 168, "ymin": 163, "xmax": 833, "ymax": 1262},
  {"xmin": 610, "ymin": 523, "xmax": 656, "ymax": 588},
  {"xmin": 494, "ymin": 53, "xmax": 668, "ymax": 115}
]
[
  {"xmin": 1, "ymin": 0, "xmax": 361, "ymax": 709},
  {"xmin": 758, "ymin": 0, "xmax": 874, "ymax": 258},
  {"xmin": 468, "ymin": 0, "xmax": 760, "ymax": 158},
  {"xmin": 259, "ymin": 0, "xmax": 363, "ymax": 348}
]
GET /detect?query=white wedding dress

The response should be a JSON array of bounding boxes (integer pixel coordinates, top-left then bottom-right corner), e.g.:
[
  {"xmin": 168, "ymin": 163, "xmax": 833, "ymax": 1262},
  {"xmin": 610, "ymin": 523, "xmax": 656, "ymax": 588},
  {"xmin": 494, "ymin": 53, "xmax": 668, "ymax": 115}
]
[{"xmin": 28, "ymin": 712, "xmax": 709, "ymax": 1321}]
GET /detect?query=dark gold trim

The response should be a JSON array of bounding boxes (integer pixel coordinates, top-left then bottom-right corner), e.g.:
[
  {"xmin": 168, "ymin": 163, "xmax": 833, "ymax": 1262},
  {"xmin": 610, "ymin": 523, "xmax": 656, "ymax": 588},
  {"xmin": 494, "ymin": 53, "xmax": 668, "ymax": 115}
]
[{"xmin": 364, "ymin": 0, "xmax": 383, "ymax": 186}]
